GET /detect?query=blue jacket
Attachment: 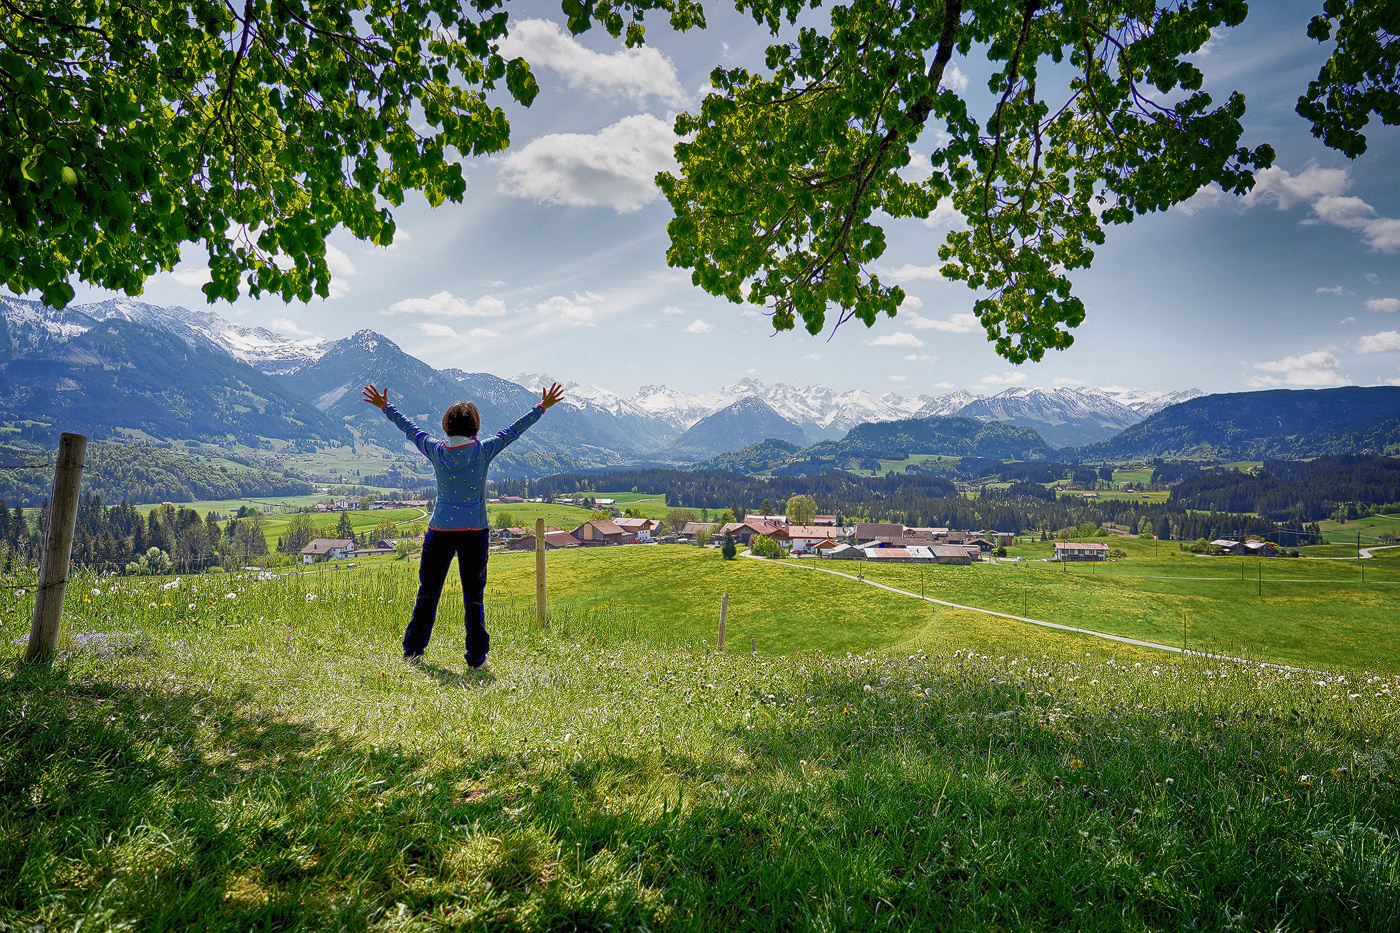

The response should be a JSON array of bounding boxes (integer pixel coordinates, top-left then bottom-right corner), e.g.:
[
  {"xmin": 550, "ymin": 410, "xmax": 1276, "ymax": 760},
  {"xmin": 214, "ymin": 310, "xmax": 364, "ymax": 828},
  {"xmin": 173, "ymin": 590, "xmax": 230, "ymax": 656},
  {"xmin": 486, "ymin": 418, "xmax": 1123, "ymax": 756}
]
[{"xmin": 383, "ymin": 402, "xmax": 544, "ymax": 529}]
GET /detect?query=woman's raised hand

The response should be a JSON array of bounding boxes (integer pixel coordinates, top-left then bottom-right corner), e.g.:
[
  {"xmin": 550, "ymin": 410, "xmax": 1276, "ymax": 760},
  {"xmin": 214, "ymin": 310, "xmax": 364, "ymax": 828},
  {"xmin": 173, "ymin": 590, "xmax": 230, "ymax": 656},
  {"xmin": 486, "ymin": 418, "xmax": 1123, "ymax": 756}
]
[
  {"xmin": 540, "ymin": 382, "xmax": 565, "ymax": 410},
  {"xmin": 362, "ymin": 385, "xmax": 389, "ymax": 409}
]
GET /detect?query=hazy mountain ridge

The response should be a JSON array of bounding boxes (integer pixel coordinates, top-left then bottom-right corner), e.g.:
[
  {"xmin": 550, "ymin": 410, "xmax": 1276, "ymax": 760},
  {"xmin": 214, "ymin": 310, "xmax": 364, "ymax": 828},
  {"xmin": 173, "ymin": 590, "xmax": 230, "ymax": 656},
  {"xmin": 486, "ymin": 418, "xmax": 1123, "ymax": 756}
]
[{"xmin": 1078, "ymin": 387, "xmax": 1400, "ymax": 460}]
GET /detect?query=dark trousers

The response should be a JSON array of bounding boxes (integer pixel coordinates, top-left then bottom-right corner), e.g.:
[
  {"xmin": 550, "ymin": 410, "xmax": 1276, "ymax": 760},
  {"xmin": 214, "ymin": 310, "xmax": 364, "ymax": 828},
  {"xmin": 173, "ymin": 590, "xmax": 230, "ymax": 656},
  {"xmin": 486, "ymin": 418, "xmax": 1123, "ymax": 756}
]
[{"xmin": 403, "ymin": 527, "xmax": 491, "ymax": 663}]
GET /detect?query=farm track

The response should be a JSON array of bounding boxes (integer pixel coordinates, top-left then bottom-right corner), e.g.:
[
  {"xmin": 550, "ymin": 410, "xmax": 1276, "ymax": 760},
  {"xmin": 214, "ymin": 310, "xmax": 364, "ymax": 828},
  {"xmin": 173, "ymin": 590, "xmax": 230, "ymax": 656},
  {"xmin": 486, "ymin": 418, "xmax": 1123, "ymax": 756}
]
[{"xmin": 742, "ymin": 552, "xmax": 1314, "ymax": 672}]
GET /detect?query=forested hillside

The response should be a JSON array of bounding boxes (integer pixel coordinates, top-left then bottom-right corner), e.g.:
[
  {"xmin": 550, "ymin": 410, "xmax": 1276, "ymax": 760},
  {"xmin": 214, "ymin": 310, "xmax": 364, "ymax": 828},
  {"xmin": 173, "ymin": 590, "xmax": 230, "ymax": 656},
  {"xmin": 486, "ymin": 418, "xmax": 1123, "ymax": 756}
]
[
  {"xmin": 0, "ymin": 443, "xmax": 314, "ymax": 507},
  {"xmin": 1170, "ymin": 455, "xmax": 1400, "ymax": 522}
]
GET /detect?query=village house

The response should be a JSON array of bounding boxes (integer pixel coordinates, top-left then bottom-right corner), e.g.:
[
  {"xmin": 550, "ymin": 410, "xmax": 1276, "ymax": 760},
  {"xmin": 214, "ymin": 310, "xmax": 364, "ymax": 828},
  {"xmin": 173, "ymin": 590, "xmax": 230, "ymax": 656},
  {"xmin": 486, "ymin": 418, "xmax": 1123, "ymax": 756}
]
[
  {"xmin": 572, "ymin": 519, "xmax": 633, "ymax": 546},
  {"xmin": 862, "ymin": 547, "xmax": 935, "ymax": 564},
  {"xmin": 507, "ymin": 530, "xmax": 581, "ymax": 551},
  {"xmin": 718, "ymin": 518, "xmax": 783, "ymax": 545},
  {"xmin": 853, "ymin": 522, "xmax": 904, "ymax": 546},
  {"xmin": 775, "ymin": 525, "xmax": 850, "ymax": 554},
  {"xmin": 812, "ymin": 515, "xmax": 839, "ymax": 526},
  {"xmin": 677, "ymin": 521, "xmax": 718, "ymax": 543},
  {"xmin": 1244, "ymin": 539, "xmax": 1280, "ymax": 557},
  {"xmin": 301, "ymin": 538, "xmax": 355, "ymax": 563},
  {"xmin": 613, "ymin": 517, "xmax": 661, "ymax": 542},
  {"xmin": 1054, "ymin": 541, "xmax": 1110, "ymax": 561},
  {"xmin": 1211, "ymin": 538, "xmax": 1247, "ymax": 555},
  {"xmin": 931, "ymin": 545, "xmax": 973, "ymax": 565}
]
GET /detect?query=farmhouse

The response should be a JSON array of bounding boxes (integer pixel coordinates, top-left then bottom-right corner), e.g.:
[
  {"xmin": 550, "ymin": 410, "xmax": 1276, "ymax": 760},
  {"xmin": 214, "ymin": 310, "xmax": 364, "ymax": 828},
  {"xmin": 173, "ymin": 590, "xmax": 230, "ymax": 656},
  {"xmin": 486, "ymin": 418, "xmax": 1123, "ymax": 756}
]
[
  {"xmin": 822, "ymin": 543, "xmax": 863, "ymax": 560},
  {"xmin": 507, "ymin": 531, "xmax": 581, "ymax": 551},
  {"xmin": 776, "ymin": 525, "xmax": 850, "ymax": 554},
  {"xmin": 863, "ymin": 547, "xmax": 935, "ymax": 564},
  {"xmin": 931, "ymin": 545, "xmax": 973, "ymax": 565},
  {"xmin": 301, "ymin": 538, "xmax": 355, "ymax": 563},
  {"xmin": 572, "ymin": 520, "xmax": 633, "ymax": 546},
  {"xmin": 677, "ymin": 522, "xmax": 718, "ymax": 543},
  {"xmin": 613, "ymin": 517, "xmax": 661, "ymax": 541},
  {"xmin": 854, "ymin": 522, "xmax": 904, "ymax": 545},
  {"xmin": 1054, "ymin": 542, "xmax": 1110, "ymax": 561}
]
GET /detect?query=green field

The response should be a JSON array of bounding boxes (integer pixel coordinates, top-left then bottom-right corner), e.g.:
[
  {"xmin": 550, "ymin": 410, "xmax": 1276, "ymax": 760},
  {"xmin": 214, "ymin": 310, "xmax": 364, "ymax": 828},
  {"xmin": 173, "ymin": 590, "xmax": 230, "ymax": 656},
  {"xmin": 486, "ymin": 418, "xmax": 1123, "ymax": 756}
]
[
  {"xmin": 1318, "ymin": 512, "xmax": 1400, "ymax": 544},
  {"xmin": 6, "ymin": 552, "xmax": 1400, "ymax": 931}
]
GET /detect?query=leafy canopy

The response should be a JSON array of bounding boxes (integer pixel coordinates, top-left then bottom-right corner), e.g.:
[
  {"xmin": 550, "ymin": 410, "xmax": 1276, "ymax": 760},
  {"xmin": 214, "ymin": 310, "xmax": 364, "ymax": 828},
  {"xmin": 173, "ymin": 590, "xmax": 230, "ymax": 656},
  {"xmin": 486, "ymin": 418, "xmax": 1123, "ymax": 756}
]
[
  {"xmin": 661, "ymin": 0, "xmax": 1391, "ymax": 363},
  {"xmin": 0, "ymin": 0, "xmax": 698, "ymax": 307}
]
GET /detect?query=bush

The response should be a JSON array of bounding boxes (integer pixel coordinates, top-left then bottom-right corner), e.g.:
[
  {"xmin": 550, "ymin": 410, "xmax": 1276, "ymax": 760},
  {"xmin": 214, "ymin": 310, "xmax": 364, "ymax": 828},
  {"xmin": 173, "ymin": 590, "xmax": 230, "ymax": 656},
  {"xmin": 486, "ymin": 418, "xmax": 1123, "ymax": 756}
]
[{"xmin": 751, "ymin": 534, "xmax": 781, "ymax": 558}]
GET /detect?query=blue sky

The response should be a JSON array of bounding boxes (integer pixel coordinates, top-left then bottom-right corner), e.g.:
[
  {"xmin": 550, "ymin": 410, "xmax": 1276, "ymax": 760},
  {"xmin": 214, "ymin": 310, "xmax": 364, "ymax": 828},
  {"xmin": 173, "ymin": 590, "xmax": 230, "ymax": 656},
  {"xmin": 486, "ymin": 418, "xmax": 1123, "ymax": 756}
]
[{"xmin": 69, "ymin": 0, "xmax": 1400, "ymax": 397}]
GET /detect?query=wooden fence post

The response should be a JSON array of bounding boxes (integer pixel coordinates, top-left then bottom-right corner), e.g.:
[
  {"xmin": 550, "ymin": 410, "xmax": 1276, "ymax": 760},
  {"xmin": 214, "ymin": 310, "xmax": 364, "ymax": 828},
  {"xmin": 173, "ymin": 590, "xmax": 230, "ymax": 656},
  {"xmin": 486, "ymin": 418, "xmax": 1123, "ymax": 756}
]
[
  {"xmin": 25, "ymin": 433, "xmax": 87, "ymax": 661},
  {"xmin": 535, "ymin": 517, "xmax": 547, "ymax": 629},
  {"xmin": 717, "ymin": 592, "xmax": 728, "ymax": 652}
]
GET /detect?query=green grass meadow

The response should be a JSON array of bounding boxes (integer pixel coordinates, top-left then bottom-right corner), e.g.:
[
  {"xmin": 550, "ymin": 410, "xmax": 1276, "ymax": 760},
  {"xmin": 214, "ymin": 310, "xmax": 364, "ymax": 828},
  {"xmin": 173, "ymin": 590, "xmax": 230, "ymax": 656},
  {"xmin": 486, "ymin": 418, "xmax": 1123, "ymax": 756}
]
[{"xmin": 5, "ymin": 544, "xmax": 1400, "ymax": 930}]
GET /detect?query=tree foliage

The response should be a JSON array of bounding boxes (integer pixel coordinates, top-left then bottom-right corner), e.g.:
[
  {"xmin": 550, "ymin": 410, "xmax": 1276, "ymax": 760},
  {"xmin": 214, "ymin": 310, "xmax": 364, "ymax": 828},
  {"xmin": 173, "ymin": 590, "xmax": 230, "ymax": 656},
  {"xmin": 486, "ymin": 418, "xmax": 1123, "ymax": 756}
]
[
  {"xmin": 1, "ymin": 0, "xmax": 553, "ymax": 306},
  {"xmin": 661, "ymin": 0, "xmax": 1391, "ymax": 362}
]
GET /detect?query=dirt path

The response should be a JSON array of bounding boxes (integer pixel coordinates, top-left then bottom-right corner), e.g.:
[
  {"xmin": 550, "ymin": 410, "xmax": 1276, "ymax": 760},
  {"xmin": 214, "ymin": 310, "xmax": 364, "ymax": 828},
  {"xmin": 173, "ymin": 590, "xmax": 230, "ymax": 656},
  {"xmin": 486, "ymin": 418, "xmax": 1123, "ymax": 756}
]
[{"xmin": 742, "ymin": 551, "xmax": 1309, "ymax": 671}]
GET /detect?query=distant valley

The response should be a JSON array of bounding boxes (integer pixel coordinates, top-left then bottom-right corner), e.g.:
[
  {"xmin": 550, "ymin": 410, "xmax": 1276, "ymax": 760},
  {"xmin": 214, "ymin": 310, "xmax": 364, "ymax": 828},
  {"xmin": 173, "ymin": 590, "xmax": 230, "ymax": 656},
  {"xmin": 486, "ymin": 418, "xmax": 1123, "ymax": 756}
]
[{"xmin": 3, "ymin": 298, "xmax": 1399, "ymax": 485}]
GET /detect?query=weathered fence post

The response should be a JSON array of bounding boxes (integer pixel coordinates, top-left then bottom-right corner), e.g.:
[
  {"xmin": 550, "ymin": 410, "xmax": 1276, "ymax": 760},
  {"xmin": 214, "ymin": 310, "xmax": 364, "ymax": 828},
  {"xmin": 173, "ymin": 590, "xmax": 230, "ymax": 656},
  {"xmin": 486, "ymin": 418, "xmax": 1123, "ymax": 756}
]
[
  {"xmin": 25, "ymin": 433, "xmax": 87, "ymax": 661},
  {"xmin": 717, "ymin": 592, "xmax": 728, "ymax": 652},
  {"xmin": 535, "ymin": 517, "xmax": 547, "ymax": 629}
]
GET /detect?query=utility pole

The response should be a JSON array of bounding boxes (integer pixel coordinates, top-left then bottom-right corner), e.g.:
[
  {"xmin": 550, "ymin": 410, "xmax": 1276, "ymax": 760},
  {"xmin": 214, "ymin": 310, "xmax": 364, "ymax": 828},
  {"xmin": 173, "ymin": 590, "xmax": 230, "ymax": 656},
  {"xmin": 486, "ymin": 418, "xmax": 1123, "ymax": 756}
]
[{"xmin": 25, "ymin": 433, "xmax": 87, "ymax": 661}]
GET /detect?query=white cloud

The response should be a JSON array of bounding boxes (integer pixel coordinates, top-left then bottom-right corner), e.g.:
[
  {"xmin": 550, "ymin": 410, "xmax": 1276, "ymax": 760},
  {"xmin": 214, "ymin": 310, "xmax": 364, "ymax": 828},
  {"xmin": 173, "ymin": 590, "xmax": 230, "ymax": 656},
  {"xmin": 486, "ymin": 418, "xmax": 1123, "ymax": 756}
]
[
  {"xmin": 325, "ymin": 244, "xmax": 357, "ymax": 278},
  {"xmin": 739, "ymin": 308, "xmax": 764, "ymax": 319},
  {"xmin": 1365, "ymin": 297, "xmax": 1400, "ymax": 313},
  {"xmin": 1176, "ymin": 183, "xmax": 1224, "ymax": 216},
  {"xmin": 170, "ymin": 266, "xmax": 212, "ymax": 288},
  {"xmin": 941, "ymin": 65, "xmax": 968, "ymax": 93},
  {"xmin": 920, "ymin": 199, "xmax": 966, "ymax": 230},
  {"xmin": 1316, "ymin": 285, "xmax": 1356, "ymax": 296},
  {"xmin": 883, "ymin": 263, "xmax": 946, "ymax": 281},
  {"xmin": 1342, "ymin": 316, "xmax": 1357, "ymax": 324},
  {"xmin": 804, "ymin": 352, "xmax": 822, "ymax": 360},
  {"xmin": 419, "ymin": 322, "xmax": 460, "ymax": 338},
  {"xmin": 898, "ymin": 295, "xmax": 924, "ymax": 313},
  {"xmin": 907, "ymin": 311, "xmax": 980, "ymax": 333},
  {"xmin": 662, "ymin": 305, "xmax": 686, "ymax": 315},
  {"xmin": 1357, "ymin": 331, "xmax": 1400, "ymax": 354},
  {"xmin": 499, "ymin": 19, "xmax": 686, "ymax": 106},
  {"xmin": 904, "ymin": 354, "xmax": 935, "ymax": 361},
  {"xmin": 1310, "ymin": 196, "xmax": 1400, "ymax": 253},
  {"xmin": 685, "ymin": 319, "xmax": 712, "ymax": 334},
  {"xmin": 496, "ymin": 113, "xmax": 679, "ymax": 213},
  {"xmin": 1053, "ymin": 376, "xmax": 1085, "ymax": 386},
  {"xmin": 386, "ymin": 291, "xmax": 508, "ymax": 317},
  {"xmin": 270, "ymin": 318, "xmax": 314, "ymax": 337},
  {"xmin": 467, "ymin": 327, "xmax": 501, "ymax": 339},
  {"xmin": 889, "ymin": 374, "xmax": 907, "ymax": 382},
  {"xmin": 1247, "ymin": 350, "xmax": 1345, "ymax": 387},
  {"xmin": 981, "ymin": 371, "xmax": 1028, "ymax": 386},
  {"xmin": 868, "ymin": 332, "xmax": 924, "ymax": 348},
  {"xmin": 534, "ymin": 294, "xmax": 597, "ymax": 328},
  {"xmin": 1244, "ymin": 165, "xmax": 1351, "ymax": 210},
  {"xmin": 486, "ymin": 278, "xmax": 506, "ymax": 287}
]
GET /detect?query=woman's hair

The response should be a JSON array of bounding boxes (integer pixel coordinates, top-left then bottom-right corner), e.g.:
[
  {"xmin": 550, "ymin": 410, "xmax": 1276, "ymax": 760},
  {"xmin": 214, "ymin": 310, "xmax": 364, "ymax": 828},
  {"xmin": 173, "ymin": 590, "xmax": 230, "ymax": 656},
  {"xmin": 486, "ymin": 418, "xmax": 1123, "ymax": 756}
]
[{"xmin": 442, "ymin": 401, "xmax": 480, "ymax": 438}]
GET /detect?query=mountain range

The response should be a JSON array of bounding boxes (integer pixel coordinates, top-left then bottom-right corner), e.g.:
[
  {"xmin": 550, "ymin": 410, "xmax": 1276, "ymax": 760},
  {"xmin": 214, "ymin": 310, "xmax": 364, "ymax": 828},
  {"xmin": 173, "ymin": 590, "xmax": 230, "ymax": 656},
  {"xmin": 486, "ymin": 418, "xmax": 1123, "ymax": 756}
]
[{"xmin": 3, "ymin": 296, "xmax": 1396, "ymax": 475}]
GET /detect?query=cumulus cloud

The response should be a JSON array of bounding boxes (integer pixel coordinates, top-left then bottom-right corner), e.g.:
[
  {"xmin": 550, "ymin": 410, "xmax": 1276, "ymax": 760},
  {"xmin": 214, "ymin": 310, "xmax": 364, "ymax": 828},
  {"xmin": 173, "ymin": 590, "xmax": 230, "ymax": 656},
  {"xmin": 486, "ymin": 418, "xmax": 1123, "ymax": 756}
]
[
  {"xmin": 1176, "ymin": 183, "xmax": 1224, "ymax": 216},
  {"xmin": 981, "ymin": 371, "xmax": 1028, "ymax": 386},
  {"xmin": 1365, "ymin": 297, "xmax": 1400, "ymax": 313},
  {"xmin": 170, "ymin": 266, "xmax": 212, "ymax": 288},
  {"xmin": 1247, "ymin": 350, "xmax": 1345, "ymax": 387},
  {"xmin": 904, "ymin": 354, "xmax": 935, "ymax": 361},
  {"xmin": 496, "ymin": 113, "xmax": 679, "ymax": 213},
  {"xmin": 941, "ymin": 65, "xmax": 969, "ymax": 93},
  {"xmin": 270, "ymin": 318, "xmax": 315, "ymax": 337},
  {"xmin": 906, "ymin": 311, "xmax": 980, "ymax": 333},
  {"xmin": 1316, "ymin": 285, "xmax": 1356, "ymax": 296},
  {"xmin": 325, "ymin": 245, "xmax": 357, "ymax": 278},
  {"xmin": 920, "ymin": 199, "xmax": 966, "ymax": 230},
  {"xmin": 685, "ymin": 319, "xmax": 712, "ymax": 334},
  {"xmin": 419, "ymin": 322, "xmax": 460, "ymax": 338},
  {"xmin": 499, "ymin": 19, "xmax": 686, "ymax": 106},
  {"xmin": 883, "ymin": 263, "xmax": 946, "ymax": 281},
  {"xmin": 467, "ymin": 327, "xmax": 501, "ymax": 339},
  {"xmin": 534, "ymin": 294, "xmax": 597, "ymax": 328},
  {"xmin": 386, "ymin": 291, "xmax": 508, "ymax": 317},
  {"xmin": 1342, "ymin": 316, "xmax": 1357, "ymax": 324},
  {"xmin": 1244, "ymin": 165, "xmax": 1352, "ymax": 210},
  {"xmin": 1310, "ymin": 197, "xmax": 1400, "ymax": 253},
  {"xmin": 1357, "ymin": 331, "xmax": 1400, "ymax": 354},
  {"xmin": 868, "ymin": 332, "xmax": 924, "ymax": 348},
  {"xmin": 662, "ymin": 305, "xmax": 686, "ymax": 315},
  {"xmin": 889, "ymin": 374, "xmax": 907, "ymax": 382}
]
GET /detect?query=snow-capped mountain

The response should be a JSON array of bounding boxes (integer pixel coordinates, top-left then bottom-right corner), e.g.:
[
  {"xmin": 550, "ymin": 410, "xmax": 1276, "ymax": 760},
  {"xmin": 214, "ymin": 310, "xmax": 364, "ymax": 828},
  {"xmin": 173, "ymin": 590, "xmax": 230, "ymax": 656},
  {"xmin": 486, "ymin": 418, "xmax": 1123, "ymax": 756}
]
[
  {"xmin": 1093, "ymin": 386, "xmax": 1206, "ymax": 416},
  {"xmin": 78, "ymin": 299, "xmax": 330, "ymax": 374},
  {"xmin": 0, "ymin": 297, "xmax": 329, "ymax": 374}
]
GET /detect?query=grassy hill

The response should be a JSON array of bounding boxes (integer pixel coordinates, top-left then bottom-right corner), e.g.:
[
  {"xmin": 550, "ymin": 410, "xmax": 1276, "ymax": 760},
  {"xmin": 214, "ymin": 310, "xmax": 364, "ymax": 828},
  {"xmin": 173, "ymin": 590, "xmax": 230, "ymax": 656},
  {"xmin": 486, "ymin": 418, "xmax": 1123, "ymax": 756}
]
[{"xmin": 4, "ymin": 551, "xmax": 1400, "ymax": 930}]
